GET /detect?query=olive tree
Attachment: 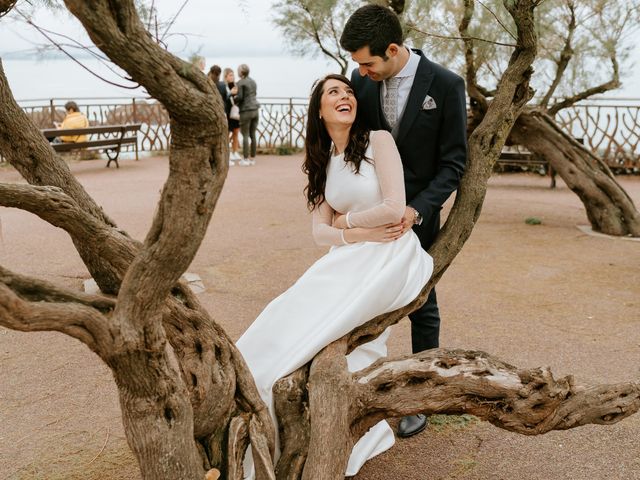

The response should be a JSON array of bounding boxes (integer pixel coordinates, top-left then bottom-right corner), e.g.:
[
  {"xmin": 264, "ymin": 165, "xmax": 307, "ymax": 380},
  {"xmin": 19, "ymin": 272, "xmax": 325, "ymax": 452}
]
[
  {"xmin": 0, "ymin": 1, "xmax": 638, "ymax": 479},
  {"xmin": 274, "ymin": 0, "xmax": 640, "ymax": 237}
]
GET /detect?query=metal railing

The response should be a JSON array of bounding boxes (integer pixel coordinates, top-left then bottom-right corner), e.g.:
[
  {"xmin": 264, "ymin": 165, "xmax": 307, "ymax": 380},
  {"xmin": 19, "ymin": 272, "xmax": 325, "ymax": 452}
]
[
  {"xmin": 10, "ymin": 96, "xmax": 640, "ymax": 171},
  {"xmin": 16, "ymin": 96, "xmax": 312, "ymax": 154},
  {"xmin": 19, "ymin": 97, "xmax": 171, "ymax": 152},
  {"xmin": 554, "ymin": 98, "xmax": 640, "ymax": 171}
]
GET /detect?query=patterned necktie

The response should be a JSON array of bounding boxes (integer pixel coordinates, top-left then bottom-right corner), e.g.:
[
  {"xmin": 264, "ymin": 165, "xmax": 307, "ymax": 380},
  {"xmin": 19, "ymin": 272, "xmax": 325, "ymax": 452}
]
[{"xmin": 383, "ymin": 77, "xmax": 401, "ymax": 129}]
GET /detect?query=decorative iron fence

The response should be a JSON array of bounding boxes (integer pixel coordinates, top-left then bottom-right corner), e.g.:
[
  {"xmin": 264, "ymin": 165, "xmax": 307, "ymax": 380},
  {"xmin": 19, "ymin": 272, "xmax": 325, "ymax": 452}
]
[
  {"xmin": 9, "ymin": 96, "xmax": 640, "ymax": 171},
  {"xmin": 18, "ymin": 97, "xmax": 171, "ymax": 152},
  {"xmin": 555, "ymin": 98, "xmax": 640, "ymax": 171},
  {"xmin": 257, "ymin": 98, "xmax": 308, "ymax": 150},
  {"xmin": 15, "ymin": 96, "xmax": 310, "ymax": 155}
]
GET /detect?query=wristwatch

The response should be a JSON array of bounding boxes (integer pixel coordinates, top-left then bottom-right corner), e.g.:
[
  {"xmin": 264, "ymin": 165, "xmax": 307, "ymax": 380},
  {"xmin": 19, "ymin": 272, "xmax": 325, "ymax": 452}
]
[{"xmin": 413, "ymin": 208, "xmax": 423, "ymax": 226}]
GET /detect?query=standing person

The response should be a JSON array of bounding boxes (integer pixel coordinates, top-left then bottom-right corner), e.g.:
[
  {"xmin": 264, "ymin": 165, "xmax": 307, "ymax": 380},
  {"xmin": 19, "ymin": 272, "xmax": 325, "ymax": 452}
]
[
  {"xmin": 223, "ymin": 67, "xmax": 242, "ymax": 164},
  {"xmin": 192, "ymin": 55, "xmax": 206, "ymax": 73},
  {"xmin": 237, "ymin": 74, "xmax": 432, "ymax": 478},
  {"xmin": 207, "ymin": 65, "xmax": 237, "ymax": 166},
  {"xmin": 340, "ymin": 4, "xmax": 468, "ymax": 438},
  {"xmin": 207, "ymin": 64, "xmax": 227, "ymax": 100},
  {"xmin": 233, "ymin": 63, "xmax": 260, "ymax": 166}
]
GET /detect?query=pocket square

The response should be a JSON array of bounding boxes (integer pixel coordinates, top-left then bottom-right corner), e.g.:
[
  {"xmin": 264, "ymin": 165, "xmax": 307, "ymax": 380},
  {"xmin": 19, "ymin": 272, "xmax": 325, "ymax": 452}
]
[{"xmin": 422, "ymin": 95, "xmax": 437, "ymax": 110}]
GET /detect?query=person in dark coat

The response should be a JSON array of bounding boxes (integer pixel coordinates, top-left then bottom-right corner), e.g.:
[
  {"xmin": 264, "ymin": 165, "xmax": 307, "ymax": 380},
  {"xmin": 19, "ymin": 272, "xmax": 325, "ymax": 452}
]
[
  {"xmin": 233, "ymin": 63, "xmax": 260, "ymax": 166},
  {"xmin": 340, "ymin": 4, "xmax": 468, "ymax": 439}
]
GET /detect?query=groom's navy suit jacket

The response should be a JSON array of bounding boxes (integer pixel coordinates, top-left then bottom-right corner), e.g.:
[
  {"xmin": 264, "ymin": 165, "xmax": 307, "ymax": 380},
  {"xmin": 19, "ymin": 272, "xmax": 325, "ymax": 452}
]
[{"xmin": 351, "ymin": 49, "xmax": 468, "ymax": 249}]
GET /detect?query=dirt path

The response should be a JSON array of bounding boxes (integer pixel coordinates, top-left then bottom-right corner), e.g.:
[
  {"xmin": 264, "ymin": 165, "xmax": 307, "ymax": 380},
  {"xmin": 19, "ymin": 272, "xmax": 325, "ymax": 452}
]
[{"xmin": 0, "ymin": 155, "xmax": 638, "ymax": 480}]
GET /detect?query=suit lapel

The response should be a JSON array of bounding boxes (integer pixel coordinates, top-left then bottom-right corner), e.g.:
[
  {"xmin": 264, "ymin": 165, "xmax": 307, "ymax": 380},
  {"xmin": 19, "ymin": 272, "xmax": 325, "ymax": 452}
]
[
  {"xmin": 396, "ymin": 52, "xmax": 435, "ymax": 145},
  {"xmin": 354, "ymin": 74, "xmax": 386, "ymax": 131}
]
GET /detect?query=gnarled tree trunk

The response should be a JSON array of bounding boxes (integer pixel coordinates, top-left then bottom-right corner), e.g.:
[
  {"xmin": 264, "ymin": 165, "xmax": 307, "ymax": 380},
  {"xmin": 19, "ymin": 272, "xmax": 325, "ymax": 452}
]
[
  {"xmin": 0, "ymin": 0, "xmax": 275, "ymax": 477},
  {"xmin": 0, "ymin": 1, "xmax": 639, "ymax": 479},
  {"xmin": 458, "ymin": 0, "xmax": 640, "ymax": 238},
  {"xmin": 510, "ymin": 110, "xmax": 640, "ymax": 236}
]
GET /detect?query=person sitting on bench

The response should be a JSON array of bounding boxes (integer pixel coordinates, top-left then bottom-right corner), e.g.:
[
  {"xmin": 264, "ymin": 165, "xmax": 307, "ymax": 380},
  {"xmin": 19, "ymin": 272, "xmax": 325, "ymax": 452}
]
[{"xmin": 51, "ymin": 101, "xmax": 89, "ymax": 143}]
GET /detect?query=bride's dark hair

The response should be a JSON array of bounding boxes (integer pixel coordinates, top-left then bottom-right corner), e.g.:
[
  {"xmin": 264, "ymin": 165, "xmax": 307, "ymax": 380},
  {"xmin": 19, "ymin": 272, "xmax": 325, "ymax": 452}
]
[{"xmin": 303, "ymin": 74, "xmax": 371, "ymax": 210}]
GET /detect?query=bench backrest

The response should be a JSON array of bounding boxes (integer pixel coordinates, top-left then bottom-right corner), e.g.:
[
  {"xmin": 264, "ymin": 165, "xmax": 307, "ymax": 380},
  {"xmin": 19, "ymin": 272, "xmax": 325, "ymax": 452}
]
[{"xmin": 41, "ymin": 123, "xmax": 142, "ymax": 138}]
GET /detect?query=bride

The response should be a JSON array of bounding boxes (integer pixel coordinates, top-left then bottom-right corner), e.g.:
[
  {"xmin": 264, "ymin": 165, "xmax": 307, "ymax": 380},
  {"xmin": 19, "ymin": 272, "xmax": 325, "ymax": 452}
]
[{"xmin": 236, "ymin": 74, "xmax": 433, "ymax": 477}]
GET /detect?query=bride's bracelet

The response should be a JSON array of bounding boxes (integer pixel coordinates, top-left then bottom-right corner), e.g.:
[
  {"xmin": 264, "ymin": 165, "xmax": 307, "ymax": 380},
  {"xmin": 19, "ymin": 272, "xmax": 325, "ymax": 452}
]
[{"xmin": 340, "ymin": 228, "xmax": 348, "ymax": 245}]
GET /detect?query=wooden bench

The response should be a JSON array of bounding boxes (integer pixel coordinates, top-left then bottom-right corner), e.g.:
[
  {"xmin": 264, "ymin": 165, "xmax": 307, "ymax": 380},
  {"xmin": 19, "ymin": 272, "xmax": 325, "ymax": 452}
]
[
  {"xmin": 497, "ymin": 148, "xmax": 556, "ymax": 188},
  {"xmin": 41, "ymin": 124, "xmax": 141, "ymax": 168}
]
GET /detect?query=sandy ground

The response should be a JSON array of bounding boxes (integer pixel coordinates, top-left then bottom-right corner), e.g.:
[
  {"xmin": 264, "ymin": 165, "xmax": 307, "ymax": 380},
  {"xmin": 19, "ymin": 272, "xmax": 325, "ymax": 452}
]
[{"xmin": 0, "ymin": 154, "xmax": 638, "ymax": 480}]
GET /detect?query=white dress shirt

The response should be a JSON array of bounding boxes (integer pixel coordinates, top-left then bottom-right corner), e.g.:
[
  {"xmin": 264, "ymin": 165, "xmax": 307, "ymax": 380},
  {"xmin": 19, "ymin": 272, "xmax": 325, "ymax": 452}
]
[{"xmin": 380, "ymin": 48, "xmax": 421, "ymax": 122}]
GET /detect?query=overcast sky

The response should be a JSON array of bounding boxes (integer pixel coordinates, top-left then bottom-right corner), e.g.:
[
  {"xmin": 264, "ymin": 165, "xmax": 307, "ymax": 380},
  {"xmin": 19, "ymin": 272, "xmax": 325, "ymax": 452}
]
[
  {"xmin": 1, "ymin": 1, "xmax": 638, "ymax": 97},
  {"xmin": 0, "ymin": 1, "xmax": 287, "ymax": 58}
]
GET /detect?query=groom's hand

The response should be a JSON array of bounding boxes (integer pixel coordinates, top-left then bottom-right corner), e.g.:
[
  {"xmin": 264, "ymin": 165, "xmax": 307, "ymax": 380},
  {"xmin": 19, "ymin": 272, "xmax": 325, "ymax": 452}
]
[{"xmin": 400, "ymin": 206, "xmax": 417, "ymax": 234}]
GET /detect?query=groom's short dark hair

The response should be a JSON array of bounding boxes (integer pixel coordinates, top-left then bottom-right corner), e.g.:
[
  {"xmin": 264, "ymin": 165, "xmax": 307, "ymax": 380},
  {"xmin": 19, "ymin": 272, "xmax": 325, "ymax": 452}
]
[{"xmin": 340, "ymin": 4, "xmax": 404, "ymax": 58}]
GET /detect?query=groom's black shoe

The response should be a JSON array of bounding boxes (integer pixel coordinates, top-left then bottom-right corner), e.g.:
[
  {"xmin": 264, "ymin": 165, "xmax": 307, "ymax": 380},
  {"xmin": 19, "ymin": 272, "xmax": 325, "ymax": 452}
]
[{"xmin": 397, "ymin": 414, "xmax": 428, "ymax": 438}]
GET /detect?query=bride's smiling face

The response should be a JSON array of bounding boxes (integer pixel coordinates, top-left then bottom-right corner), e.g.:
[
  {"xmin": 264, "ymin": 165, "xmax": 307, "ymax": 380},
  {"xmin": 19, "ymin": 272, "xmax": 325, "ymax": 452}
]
[{"xmin": 320, "ymin": 79, "xmax": 357, "ymax": 127}]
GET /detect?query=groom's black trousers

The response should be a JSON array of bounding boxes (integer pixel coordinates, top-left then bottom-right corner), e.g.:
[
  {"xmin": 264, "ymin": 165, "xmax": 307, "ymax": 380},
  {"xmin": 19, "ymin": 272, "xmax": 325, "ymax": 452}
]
[
  {"xmin": 409, "ymin": 212, "xmax": 441, "ymax": 354},
  {"xmin": 409, "ymin": 289, "xmax": 440, "ymax": 353}
]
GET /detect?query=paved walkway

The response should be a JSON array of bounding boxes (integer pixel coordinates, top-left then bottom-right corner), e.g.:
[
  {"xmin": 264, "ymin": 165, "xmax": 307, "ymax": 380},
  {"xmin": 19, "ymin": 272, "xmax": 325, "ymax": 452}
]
[{"xmin": 0, "ymin": 155, "xmax": 638, "ymax": 479}]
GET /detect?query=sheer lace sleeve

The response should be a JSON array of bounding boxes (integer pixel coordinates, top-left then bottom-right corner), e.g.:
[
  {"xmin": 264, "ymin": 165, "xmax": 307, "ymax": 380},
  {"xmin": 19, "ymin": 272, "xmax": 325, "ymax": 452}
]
[
  {"xmin": 345, "ymin": 130, "xmax": 406, "ymax": 228},
  {"xmin": 312, "ymin": 200, "xmax": 347, "ymax": 246}
]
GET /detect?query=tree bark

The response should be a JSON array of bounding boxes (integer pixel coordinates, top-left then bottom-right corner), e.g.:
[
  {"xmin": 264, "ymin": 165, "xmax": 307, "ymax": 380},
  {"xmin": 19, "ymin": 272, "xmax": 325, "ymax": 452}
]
[
  {"xmin": 0, "ymin": 0, "xmax": 16, "ymax": 17},
  {"xmin": 456, "ymin": 0, "xmax": 639, "ymax": 238},
  {"xmin": 352, "ymin": 349, "xmax": 640, "ymax": 434},
  {"xmin": 0, "ymin": 0, "xmax": 274, "ymax": 477},
  {"xmin": 1, "ymin": 1, "xmax": 639, "ymax": 479},
  {"xmin": 302, "ymin": 340, "xmax": 354, "ymax": 480},
  {"xmin": 274, "ymin": 367, "xmax": 310, "ymax": 479},
  {"xmin": 108, "ymin": 345, "xmax": 206, "ymax": 479},
  {"xmin": 510, "ymin": 110, "xmax": 640, "ymax": 236}
]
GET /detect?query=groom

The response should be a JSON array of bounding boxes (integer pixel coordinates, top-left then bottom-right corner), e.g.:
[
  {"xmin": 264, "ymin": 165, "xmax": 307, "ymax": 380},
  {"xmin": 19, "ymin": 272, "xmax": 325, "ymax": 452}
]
[{"xmin": 340, "ymin": 5, "xmax": 468, "ymax": 438}]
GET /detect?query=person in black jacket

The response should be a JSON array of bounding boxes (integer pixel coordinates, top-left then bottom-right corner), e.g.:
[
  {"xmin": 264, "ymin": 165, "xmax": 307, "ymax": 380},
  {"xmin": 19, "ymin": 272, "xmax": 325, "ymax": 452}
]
[
  {"xmin": 207, "ymin": 64, "xmax": 227, "ymax": 100},
  {"xmin": 209, "ymin": 65, "xmax": 239, "ymax": 166},
  {"xmin": 340, "ymin": 4, "xmax": 468, "ymax": 439}
]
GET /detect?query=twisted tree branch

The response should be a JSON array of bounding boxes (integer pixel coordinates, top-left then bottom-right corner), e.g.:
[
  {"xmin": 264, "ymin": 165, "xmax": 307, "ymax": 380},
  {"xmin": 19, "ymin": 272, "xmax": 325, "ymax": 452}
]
[
  {"xmin": 0, "ymin": 281, "xmax": 112, "ymax": 354},
  {"xmin": 540, "ymin": 1, "xmax": 576, "ymax": 108},
  {"xmin": 407, "ymin": 25, "xmax": 517, "ymax": 48},
  {"xmin": 0, "ymin": 265, "xmax": 115, "ymax": 312},
  {"xmin": 459, "ymin": 0, "xmax": 489, "ymax": 118},
  {"xmin": 548, "ymin": 55, "xmax": 621, "ymax": 115},
  {"xmin": 274, "ymin": 367, "xmax": 310, "ymax": 478},
  {"xmin": 352, "ymin": 349, "xmax": 640, "ymax": 436},
  {"xmin": 0, "ymin": 182, "xmax": 139, "ymax": 292},
  {"xmin": 63, "ymin": 0, "xmax": 227, "ymax": 331},
  {"xmin": 0, "ymin": 61, "xmax": 117, "ymax": 228},
  {"xmin": 296, "ymin": 0, "xmax": 348, "ymax": 74},
  {"xmin": 0, "ymin": 0, "xmax": 17, "ymax": 18}
]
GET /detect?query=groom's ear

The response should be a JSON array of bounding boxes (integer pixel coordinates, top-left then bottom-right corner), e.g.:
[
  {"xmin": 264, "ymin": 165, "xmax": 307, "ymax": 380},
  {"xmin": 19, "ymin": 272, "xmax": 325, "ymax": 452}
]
[{"xmin": 386, "ymin": 43, "xmax": 400, "ymax": 58}]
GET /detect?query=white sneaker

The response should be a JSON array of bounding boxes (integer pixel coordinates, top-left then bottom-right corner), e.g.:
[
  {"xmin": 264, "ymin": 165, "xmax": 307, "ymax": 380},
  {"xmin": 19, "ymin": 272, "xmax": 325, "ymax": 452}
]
[
  {"xmin": 229, "ymin": 159, "xmax": 235, "ymax": 166},
  {"xmin": 231, "ymin": 151, "xmax": 241, "ymax": 160},
  {"xmin": 239, "ymin": 158, "xmax": 251, "ymax": 166},
  {"xmin": 249, "ymin": 157, "xmax": 256, "ymax": 166}
]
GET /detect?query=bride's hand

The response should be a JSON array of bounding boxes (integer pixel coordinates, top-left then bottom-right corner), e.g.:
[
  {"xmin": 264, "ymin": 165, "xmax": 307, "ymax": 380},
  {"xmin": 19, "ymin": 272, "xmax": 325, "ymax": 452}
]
[{"xmin": 344, "ymin": 223, "xmax": 404, "ymax": 243}]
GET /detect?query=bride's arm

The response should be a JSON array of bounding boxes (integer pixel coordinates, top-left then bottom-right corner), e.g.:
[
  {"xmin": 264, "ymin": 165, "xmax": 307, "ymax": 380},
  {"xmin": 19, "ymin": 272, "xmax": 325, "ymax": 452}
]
[
  {"xmin": 339, "ymin": 130, "xmax": 406, "ymax": 229},
  {"xmin": 312, "ymin": 201, "xmax": 348, "ymax": 246},
  {"xmin": 312, "ymin": 200, "xmax": 403, "ymax": 245}
]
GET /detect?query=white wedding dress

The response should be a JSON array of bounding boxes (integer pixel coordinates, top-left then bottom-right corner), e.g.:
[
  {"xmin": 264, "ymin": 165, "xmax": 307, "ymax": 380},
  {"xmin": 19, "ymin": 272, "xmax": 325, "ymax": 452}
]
[{"xmin": 236, "ymin": 130, "xmax": 433, "ymax": 477}]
